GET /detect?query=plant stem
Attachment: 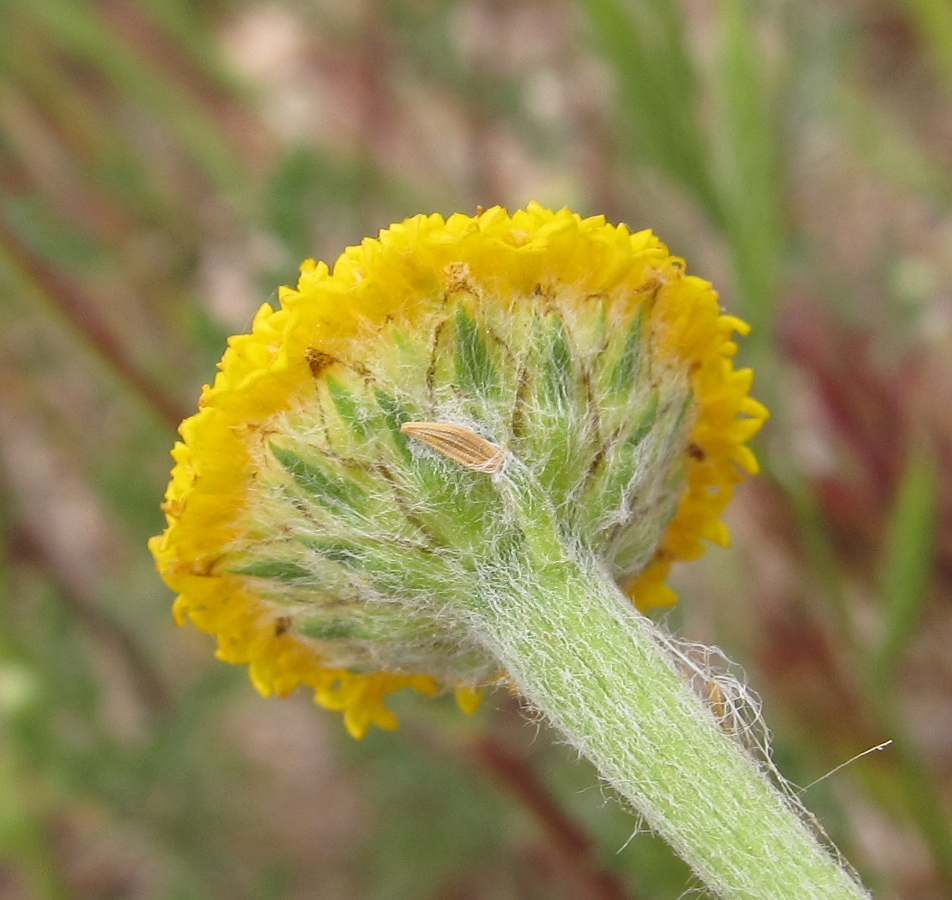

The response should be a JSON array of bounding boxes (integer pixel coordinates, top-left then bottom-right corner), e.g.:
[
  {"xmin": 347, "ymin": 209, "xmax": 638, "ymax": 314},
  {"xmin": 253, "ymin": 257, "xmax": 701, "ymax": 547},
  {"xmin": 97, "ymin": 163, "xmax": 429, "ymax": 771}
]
[
  {"xmin": 0, "ymin": 211, "xmax": 187, "ymax": 432},
  {"xmin": 458, "ymin": 466, "xmax": 870, "ymax": 900},
  {"xmin": 469, "ymin": 733, "xmax": 633, "ymax": 900}
]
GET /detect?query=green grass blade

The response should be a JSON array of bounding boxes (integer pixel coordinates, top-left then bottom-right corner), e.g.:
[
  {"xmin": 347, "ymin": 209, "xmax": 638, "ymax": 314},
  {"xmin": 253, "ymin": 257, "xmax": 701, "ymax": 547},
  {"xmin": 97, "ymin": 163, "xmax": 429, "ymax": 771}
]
[
  {"xmin": 18, "ymin": 0, "xmax": 249, "ymax": 200},
  {"xmin": 874, "ymin": 448, "xmax": 937, "ymax": 683},
  {"xmin": 578, "ymin": 0, "xmax": 722, "ymax": 223},
  {"xmin": 714, "ymin": 0, "xmax": 784, "ymax": 342}
]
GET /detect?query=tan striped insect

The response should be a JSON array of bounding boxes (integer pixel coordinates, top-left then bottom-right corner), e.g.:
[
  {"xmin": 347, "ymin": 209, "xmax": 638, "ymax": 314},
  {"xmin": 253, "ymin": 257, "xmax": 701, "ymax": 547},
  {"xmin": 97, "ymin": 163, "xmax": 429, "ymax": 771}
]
[{"xmin": 400, "ymin": 422, "xmax": 505, "ymax": 474}]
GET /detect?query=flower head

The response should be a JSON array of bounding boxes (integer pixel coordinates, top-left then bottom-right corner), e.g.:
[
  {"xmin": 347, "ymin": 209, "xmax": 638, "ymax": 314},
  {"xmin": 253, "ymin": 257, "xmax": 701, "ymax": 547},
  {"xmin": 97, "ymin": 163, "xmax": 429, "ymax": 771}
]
[{"xmin": 150, "ymin": 204, "xmax": 767, "ymax": 737}]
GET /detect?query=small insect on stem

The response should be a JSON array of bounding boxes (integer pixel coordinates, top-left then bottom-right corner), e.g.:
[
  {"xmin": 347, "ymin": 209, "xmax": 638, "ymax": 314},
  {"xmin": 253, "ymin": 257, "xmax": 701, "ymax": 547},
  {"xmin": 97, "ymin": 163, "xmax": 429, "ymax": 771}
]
[
  {"xmin": 400, "ymin": 422, "xmax": 506, "ymax": 474},
  {"xmin": 707, "ymin": 680, "xmax": 729, "ymax": 726}
]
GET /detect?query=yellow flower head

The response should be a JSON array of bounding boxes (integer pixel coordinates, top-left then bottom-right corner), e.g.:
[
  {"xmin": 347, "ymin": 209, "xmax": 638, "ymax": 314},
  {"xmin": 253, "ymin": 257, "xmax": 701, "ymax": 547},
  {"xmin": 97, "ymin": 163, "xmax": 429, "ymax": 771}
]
[{"xmin": 150, "ymin": 204, "xmax": 767, "ymax": 737}]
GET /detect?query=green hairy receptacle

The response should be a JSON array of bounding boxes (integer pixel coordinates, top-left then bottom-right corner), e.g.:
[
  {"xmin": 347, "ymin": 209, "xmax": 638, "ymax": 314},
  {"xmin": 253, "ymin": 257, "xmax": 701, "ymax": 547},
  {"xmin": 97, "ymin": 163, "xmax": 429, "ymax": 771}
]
[{"xmin": 228, "ymin": 295, "xmax": 690, "ymax": 675}]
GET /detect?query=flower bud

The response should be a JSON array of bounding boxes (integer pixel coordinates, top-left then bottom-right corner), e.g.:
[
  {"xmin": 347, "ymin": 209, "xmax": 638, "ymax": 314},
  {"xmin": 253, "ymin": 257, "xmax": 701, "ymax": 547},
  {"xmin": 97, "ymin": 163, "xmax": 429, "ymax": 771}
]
[{"xmin": 150, "ymin": 204, "xmax": 766, "ymax": 737}]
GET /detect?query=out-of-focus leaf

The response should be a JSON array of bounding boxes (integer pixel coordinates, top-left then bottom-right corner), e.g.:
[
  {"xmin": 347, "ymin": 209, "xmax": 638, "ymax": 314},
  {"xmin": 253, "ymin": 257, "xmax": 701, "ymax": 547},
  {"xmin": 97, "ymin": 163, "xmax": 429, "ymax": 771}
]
[
  {"xmin": 833, "ymin": 83, "xmax": 952, "ymax": 206},
  {"xmin": 578, "ymin": 0, "xmax": 722, "ymax": 222},
  {"xmin": 905, "ymin": 0, "xmax": 952, "ymax": 96},
  {"xmin": 874, "ymin": 447, "xmax": 937, "ymax": 683},
  {"xmin": 11, "ymin": 0, "xmax": 249, "ymax": 200},
  {"xmin": 715, "ymin": 0, "xmax": 784, "ymax": 341}
]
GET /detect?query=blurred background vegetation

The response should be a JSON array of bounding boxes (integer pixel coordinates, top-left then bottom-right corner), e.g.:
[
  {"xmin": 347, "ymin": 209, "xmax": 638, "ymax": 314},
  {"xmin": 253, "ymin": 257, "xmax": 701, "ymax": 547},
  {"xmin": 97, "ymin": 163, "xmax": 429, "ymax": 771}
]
[{"xmin": 1, "ymin": 0, "xmax": 951, "ymax": 897}]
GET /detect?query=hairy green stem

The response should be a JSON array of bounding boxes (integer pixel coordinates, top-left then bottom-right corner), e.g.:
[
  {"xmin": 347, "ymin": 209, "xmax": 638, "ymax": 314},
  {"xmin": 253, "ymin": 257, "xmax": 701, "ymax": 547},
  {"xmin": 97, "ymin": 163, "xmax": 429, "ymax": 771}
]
[
  {"xmin": 458, "ymin": 466, "xmax": 870, "ymax": 900},
  {"xmin": 470, "ymin": 558, "xmax": 866, "ymax": 899}
]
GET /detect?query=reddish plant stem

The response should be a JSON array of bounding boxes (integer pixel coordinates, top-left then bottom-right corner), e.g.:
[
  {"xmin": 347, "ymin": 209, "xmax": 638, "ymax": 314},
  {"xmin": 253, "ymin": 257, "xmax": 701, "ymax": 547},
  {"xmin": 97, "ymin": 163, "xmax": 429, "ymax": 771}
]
[
  {"xmin": 100, "ymin": 0, "xmax": 275, "ymax": 174},
  {"xmin": 0, "ymin": 214, "xmax": 187, "ymax": 432},
  {"xmin": 8, "ymin": 523, "xmax": 171, "ymax": 718},
  {"xmin": 469, "ymin": 733, "xmax": 635, "ymax": 900}
]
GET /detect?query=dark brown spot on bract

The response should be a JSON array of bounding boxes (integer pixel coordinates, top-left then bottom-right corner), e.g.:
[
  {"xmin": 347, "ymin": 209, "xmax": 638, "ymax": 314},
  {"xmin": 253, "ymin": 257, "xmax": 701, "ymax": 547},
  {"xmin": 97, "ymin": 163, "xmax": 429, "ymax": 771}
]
[
  {"xmin": 688, "ymin": 443, "xmax": 706, "ymax": 461},
  {"xmin": 306, "ymin": 348, "xmax": 335, "ymax": 377},
  {"xmin": 274, "ymin": 616, "xmax": 292, "ymax": 637}
]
